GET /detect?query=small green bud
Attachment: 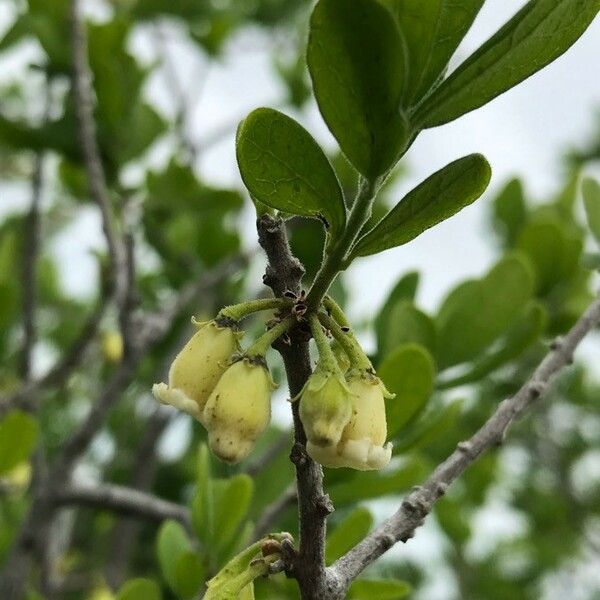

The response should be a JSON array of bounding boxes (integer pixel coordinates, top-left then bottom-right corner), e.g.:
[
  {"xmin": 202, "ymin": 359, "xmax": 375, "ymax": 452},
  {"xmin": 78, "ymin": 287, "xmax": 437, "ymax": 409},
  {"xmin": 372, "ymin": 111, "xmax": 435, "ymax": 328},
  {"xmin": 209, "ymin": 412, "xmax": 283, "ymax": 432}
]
[
  {"xmin": 152, "ymin": 320, "xmax": 240, "ymax": 422},
  {"xmin": 307, "ymin": 370, "xmax": 392, "ymax": 471},
  {"xmin": 203, "ymin": 358, "xmax": 274, "ymax": 464},
  {"xmin": 299, "ymin": 368, "xmax": 352, "ymax": 448}
]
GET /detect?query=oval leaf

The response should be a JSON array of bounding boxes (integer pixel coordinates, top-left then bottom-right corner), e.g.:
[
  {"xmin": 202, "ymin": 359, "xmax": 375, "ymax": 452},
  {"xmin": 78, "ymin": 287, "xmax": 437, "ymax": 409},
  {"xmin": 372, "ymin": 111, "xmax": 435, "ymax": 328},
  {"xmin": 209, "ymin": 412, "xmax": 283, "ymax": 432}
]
[
  {"xmin": 384, "ymin": 0, "xmax": 484, "ymax": 105},
  {"xmin": 415, "ymin": 0, "xmax": 600, "ymax": 128},
  {"xmin": 307, "ymin": 0, "xmax": 408, "ymax": 178},
  {"xmin": 436, "ymin": 254, "xmax": 535, "ymax": 368},
  {"xmin": 236, "ymin": 108, "xmax": 345, "ymax": 237},
  {"xmin": 156, "ymin": 520, "xmax": 192, "ymax": 592},
  {"xmin": 116, "ymin": 579, "xmax": 161, "ymax": 600},
  {"xmin": 352, "ymin": 154, "xmax": 491, "ymax": 257},
  {"xmin": 378, "ymin": 344, "xmax": 436, "ymax": 438}
]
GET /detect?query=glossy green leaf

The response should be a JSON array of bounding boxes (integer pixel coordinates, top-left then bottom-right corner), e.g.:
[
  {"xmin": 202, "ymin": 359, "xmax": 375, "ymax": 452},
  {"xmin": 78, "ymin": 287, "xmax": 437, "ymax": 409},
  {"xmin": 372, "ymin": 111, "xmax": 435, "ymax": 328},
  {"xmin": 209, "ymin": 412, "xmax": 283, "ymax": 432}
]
[
  {"xmin": 438, "ymin": 302, "xmax": 547, "ymax": 389},
  {"xmin": 307, "ymin": 0, "xmax": 408, "ymax": 178},
  {"xmin": 349, "ymin": 579, "xmax": 411, "ymax": 600},
  {"xmin": 156, "ymin": 520, "xmax": 192, "ymax": 592},
  {"xmin": 326, "ymin": 507, "xmax": 373, "ymax": 564},
  {"xmin": 415, "ymin": 0, "xmax": 600, "ymax": 128},
  {"xmin": 116, "ymin": 578, "xmax": 161, "ymax": 600},
  {"xmin": 352, "ymin": 154, "xmax": 491, "ymax": 257},
  {"xmin": 436, "ymin": 254, "xmax": 535, "ymax": 368},
  {"xmin": 0, "ymin": 411, "xmax": 39, "ymax": 475},
  {"xmin": 383, "ymin": 0, "xmax": 484, "ymax": 105},
  {"xmin": 379, "ymin": 344, "xmax": 436, "ymax": 438},
  {"xmin": 236, "ymin": 108, "xmax": 345, "ymax": 237},
  {"xmin": 583, "ymin": 178, "xmax": 600, "ymax": 244}
]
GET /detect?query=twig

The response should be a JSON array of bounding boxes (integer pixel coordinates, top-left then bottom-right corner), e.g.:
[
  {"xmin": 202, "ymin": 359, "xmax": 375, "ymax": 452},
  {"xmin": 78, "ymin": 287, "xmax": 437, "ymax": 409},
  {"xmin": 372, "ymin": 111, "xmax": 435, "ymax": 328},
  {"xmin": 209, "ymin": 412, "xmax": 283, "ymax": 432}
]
[
  {"xmin": 251, "ymin": 483, "xmax": 297, "ymax": 542},
  {"xmin": 19, "ymin": 152, "xmax": 45, "ymax": 383},
  {"xmin": 70, "ymin": 0, "xmax": 128, "ymax": 309},
  {"xmin": 257, "ymin": 214, "xmax": 334, "ymax": 599},
  {"xmin": 329, "ymin": 291, "xmax": 600, "ymax": 594},
  {"xmin": 53, "ymin": 483, "xmax": 191, "ymax": 529}
]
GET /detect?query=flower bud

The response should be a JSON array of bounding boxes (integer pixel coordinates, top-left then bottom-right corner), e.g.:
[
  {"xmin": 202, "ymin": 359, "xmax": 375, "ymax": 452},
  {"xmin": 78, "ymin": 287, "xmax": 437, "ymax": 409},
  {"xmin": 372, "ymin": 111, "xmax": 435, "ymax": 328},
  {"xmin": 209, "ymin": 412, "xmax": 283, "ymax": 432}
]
[
  {"xmin": 299, "ymin": 369, "xmax": 352, "ymax": 447},
  {"xmin": 152, "ymin": 320, "xmax": 240, "ymax": 422},
  {"xmin": 307, "ymin": 371, "xmax": 392, "ymax": 471},
  {"xmin": 203, "ymin": 358, "xmax": 273, "ymax": 464}
]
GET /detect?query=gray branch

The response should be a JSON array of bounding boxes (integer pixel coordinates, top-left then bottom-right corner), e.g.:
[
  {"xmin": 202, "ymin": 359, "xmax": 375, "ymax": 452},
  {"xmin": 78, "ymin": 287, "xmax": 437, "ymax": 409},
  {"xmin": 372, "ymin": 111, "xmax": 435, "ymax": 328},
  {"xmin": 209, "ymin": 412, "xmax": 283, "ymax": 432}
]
[
  {"xmin": 70, "ymin": 0, "xmax": 128, "ymax": 308},
  {"xmin": 53, "ymin": 483, "xmax": 191, "ymax": 529},
  {"xmin": 251, "ymin": 483, "xmax": 297, "ymax": 542},
  {"xmin": 328, "ymin": 291, "xmax": 600, "ymax": 595}
]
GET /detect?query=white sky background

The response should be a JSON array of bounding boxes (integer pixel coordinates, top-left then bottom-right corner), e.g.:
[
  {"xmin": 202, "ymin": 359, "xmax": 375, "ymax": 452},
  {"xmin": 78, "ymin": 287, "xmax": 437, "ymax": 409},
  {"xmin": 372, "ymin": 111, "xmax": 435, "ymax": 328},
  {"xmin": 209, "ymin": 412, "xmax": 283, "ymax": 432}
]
[{"xmin": 1, "ymin": 3, "xmax": 600, "ymax": 598}]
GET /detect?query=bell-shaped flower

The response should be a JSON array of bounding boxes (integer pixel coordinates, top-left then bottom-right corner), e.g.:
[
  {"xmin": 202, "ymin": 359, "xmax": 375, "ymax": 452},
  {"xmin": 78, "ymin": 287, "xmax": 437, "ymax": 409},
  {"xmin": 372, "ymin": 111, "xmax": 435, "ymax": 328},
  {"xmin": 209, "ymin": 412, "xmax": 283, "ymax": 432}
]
[
  {"xmin": 299, "ymin": 367, "xmax": 352, "ymax": 448},
  {"xmin": 203, "ymin": 358, "xmax": 274, "ymax": 464},
  {"xmin": 307, "ymin": 370, "xmax": 392, "ymax": 471},
  {"xmin": 152, "ymin": 320, "xmax": 240, "ymax": 422}
]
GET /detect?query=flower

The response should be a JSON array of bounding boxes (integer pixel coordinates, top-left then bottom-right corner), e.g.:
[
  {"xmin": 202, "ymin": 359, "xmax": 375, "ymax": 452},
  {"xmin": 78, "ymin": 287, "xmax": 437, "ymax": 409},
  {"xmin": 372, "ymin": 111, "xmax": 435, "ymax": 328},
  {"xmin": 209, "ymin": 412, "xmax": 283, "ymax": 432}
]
[
  {"xmin": 203, "ymin": 358, "xmax": 274, "ymax": 464},
  {"xmin": 152, "ymin": 320, "xmax": 240, "ymax": 422},
  {"xmin": 101, "ymin": 330, "xmax": 123, "ymax": 363},
  {"xmin": 306, "ymin": 370, "xmax": 392, "ymax": 471},
  {"xmin": 299, "ymin": 368, "xmax": 352, "ymax": 447}
]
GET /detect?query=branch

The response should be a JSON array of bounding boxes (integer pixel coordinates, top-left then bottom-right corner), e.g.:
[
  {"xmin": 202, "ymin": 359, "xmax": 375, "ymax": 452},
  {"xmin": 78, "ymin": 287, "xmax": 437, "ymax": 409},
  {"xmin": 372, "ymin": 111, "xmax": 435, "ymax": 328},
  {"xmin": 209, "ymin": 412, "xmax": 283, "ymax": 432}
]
[
  {"xmin": 19, "ymin": 152, "xmax": 45, "ymax": 383},
  {"xmin": 257, "ymin": 214, "xmax": 333, "ymax": 599},
  {"xmin": 330, "ymin": 290, "xmax": 600, "ymax": 593},
  {"xmin": 53, "ymin": 483, "xmax": 191, "ymax": 529},
  {"xmin": 70, "ymin": 0, "xmax": 128, "ymax": 308}
]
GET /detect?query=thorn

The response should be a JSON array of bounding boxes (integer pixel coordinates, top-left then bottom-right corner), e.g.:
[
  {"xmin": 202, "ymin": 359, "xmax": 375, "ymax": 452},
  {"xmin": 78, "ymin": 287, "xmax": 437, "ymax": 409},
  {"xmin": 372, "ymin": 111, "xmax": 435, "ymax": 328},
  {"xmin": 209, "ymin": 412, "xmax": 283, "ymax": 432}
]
[
  {"xmin": 341, "ymin": 326, "xmax": 350, "ymax": 333},
  {"xmin": 400, "ymin": 530, "xmax": 415, "ymax": 543},
  {"xmin": 284, "ymin": 290, "xmax": 298, "ymax": 299}
]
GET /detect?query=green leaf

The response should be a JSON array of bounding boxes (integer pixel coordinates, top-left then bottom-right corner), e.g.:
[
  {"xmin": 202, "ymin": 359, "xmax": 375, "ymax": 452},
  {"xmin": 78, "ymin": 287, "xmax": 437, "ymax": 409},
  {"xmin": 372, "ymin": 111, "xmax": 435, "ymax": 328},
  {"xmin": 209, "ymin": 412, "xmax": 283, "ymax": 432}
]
[
  {"xmin": 116, "ymin": 578, "xmax": 161, "ymax": 600},
  {"xmin": 394, "ymin": 398, "xmax": 463, "ymax": 453},
  {"xmin": 174, "ymin": 551, "xmax": 206, "ymax": 599},
  {"xmin": 436, "ymin": 254, "xmax": 535, "ymax": 368},
  {"xmin": 191, "ymin": 444, "xmax": 214, "ymax": 545},
  {"xmin": 378, "ymin": 344, "xmax": 436, "ymax": 438},
  {"xmin": 349, "ymin": 579, "xmax": 412, "ymax": 599},
  {"xmin": 307, "ymin": 0, "xmax": 408, "ymax": 178},
  {"xmin": 236, "ymin": 108, "xmax": 345, "ymax": 237},
  {"xmin": 583, "ymin": 178, "xmax": 600, "ymax": 244},
  {"xmin": 326, "ymin": 507, "xmax": 373, "ymax": 564},
  {"xmin": 516, "ymin": 217, "xmax": 582, "ymax": 294},
  {"xmin": 211, "ymin": 474, "xmax": 254, "ymax": 555},
  {"xmin": 375, "ymin": 272, "xmax": 420, "ymax": 355},
  {"xmin": 415, "ymin": 0, "xmax": 600, "ymax": 128},
  {"xmin": 438, "ymin": 302, "xmax": 547, "ymax": 389},
  {"xmin": 492, "ymin": 178, "xmax": 527, "ymax": 245},
  {"xmin": 380, "ymin": 301, "xmax": 436, "ymax": 357},
  {"xmin": 383, "ymin": 0, "xmax": 484, "ymax": 105},
  {"xmin": 0, "ymin": 411, "xmax": 39, "ymax": 475},
  {"xmin": 352, "ymin": 154, "xmax": 491, "ymax": 257},
  {"xmin": 156, "ymin": 520, "xmax": 192, "ymax": 593}
]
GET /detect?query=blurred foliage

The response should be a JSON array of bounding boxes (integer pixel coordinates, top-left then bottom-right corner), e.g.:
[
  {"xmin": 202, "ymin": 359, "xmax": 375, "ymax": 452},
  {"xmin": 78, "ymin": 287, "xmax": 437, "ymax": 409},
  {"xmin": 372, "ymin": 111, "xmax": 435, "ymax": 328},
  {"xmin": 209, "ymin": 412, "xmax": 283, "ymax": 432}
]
[{"xmin": 0, "ymin": 0, "xmax": 599, "ymax": 599}]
